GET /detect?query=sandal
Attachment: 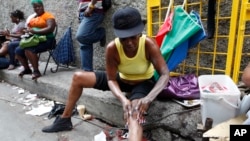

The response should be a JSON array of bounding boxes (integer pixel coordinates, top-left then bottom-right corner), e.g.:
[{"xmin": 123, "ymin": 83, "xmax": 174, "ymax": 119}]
[
  {"xmin": 32, "ymin": 70, "xmax": 41, "ymax": 80},
  {"xmin": 18, "ymin": 69, "xmax": 32, "ymax": 77}
]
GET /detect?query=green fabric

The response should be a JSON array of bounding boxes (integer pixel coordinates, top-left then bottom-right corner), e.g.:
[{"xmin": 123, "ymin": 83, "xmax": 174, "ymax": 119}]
[
  {"xmin": 19, "ymin": 35, "xmax": 47, "ymax": 49},
  {"xmin": 32, "ymin": 27, "xmax": 54, "ymax": 38},
  {"xmin": 154, "ymin": 6, "xmax": 202, "ymax": 80},
  {"xmin": 30, "ymin": 0, "xmax": 43, "ymax": 4},
  {"xmin": 160, "ymin": 6, "xmax": 202, "ymax": 61}
]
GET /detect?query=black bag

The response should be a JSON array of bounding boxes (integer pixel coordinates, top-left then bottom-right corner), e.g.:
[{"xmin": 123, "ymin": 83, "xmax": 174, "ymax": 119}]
[
  {"xmin": 47, "ymin": 101, "xmax": 78, "ymax": 119},
  {"xmin": 102, "ymin": 0, "xmax": 112, "ymax": 11}
]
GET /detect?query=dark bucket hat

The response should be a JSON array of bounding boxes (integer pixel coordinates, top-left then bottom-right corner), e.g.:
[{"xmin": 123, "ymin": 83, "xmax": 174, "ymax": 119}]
[{"xmin": 112, "ymin": 7, "xmax": 145, "ymax": 38}]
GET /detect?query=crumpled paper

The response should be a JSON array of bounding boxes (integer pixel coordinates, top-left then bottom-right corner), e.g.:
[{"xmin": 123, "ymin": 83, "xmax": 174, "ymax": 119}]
[{"xmin": 94, "ymin": 131, "xmax": 106, "ymax": 141}]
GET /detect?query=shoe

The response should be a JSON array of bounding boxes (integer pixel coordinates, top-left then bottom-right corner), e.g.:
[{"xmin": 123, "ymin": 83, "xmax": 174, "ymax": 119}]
[
  {"xmin": 32, "ymin": 70, "xmax": 41, "ymax": 80},
  {"xmin": 7, "ymin": 64, "xmax": 15, "ymax": 70},
  {"xmin": 42, "ymin": 116, "xmax": 73, "ymax": 133},
  {"xmin": 100, "ymin": 30, "xmax": 106, "ymax": 47},
  {"xmin": 18, "ymin": 69, "xmax": 32, "ymax": 77}
]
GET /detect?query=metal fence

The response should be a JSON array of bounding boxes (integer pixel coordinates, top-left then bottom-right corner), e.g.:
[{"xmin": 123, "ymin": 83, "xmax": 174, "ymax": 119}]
[{"xmin": 147, "ymin": 0, "xmax": 249, "ymax": 83}]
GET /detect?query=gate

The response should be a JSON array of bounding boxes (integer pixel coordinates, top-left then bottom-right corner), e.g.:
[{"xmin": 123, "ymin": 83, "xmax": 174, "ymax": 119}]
[{"xmin": 147, "ymin": 0, "xmax": 247, "ymax": 83}]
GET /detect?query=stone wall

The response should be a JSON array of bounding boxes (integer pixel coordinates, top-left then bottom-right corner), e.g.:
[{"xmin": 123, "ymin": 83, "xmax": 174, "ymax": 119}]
[{"xmin": 0, "ymin": 0, "xmax": 146, "ymax": 70}]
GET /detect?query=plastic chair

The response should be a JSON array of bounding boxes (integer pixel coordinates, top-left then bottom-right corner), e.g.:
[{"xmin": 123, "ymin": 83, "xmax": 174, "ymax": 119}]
[{"xmin": 38, "ymin": 24, "xmax": 58, "ymax": 75}]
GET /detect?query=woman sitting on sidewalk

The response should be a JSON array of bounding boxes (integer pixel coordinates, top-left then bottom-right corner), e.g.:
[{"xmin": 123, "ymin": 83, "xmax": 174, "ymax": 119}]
[
  {"xmin": 0, "ymin": 9, "xmax": 26, "ymax": 70},
  {"xmin": 15, "ymin": 0, "xmax": 56, "ymax": 79},
  {"xmin": 42, "ymin": 7, "xmax": 169, "ymax": 141}
]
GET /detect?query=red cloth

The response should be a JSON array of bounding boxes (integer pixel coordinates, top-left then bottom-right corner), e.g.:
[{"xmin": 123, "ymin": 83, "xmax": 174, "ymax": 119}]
[{"xmin": 155, "ymin": 12, "xmax": 173, "ymax": 48}]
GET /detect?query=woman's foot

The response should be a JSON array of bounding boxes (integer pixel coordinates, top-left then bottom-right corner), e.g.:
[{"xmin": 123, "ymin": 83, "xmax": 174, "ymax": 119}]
[
  {"xmin": 7, "ymin": 65, "xmax": 15, "ymax": 70},
  {"xmin": 32, "ymin": 70, "xmax": 41, "ymax": 80},
  {"xmin": 18, "ymin": 69, "xmax": 32, "ymax": 77}
]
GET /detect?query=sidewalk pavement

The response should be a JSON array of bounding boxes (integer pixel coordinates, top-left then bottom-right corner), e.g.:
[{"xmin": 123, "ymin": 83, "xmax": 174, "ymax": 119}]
[
  {"xmin": 0, "ymin": 62, "xmax": 125, "ymax": 127},
  {"xmin": 0, "ymin": 78, "xmax": 125, "ymax": 141},
  {"xmin": 0, "ymin": 62, "xmax": 128, "ymax": 141}
]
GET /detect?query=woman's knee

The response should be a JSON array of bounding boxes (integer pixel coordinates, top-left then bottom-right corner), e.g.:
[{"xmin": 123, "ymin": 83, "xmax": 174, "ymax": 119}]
[
  {"xmin": 15, "ymin": 47, "xmax": 24, "ymax": 56},
  {"xmin": 75, "ymin": 34, "xmax": 88, "ymax": 43},
  {"xmin": 72, "ymin": 71, "xmax": 96, "ymax": 86},
  {"xmin": 72, "ymin": 71, "xmax": 88, "ymax": 84}
]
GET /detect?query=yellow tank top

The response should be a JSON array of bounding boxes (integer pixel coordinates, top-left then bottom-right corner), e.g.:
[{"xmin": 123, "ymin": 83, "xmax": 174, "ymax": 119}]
[{"xmin": 115, "ymin": 34, "xmax": 154, "ymax": 80}]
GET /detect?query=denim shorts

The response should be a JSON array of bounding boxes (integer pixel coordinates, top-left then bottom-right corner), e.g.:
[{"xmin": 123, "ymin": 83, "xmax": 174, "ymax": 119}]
[{"xmin": 93, "ymin": 71, "xmax": 156, "ymax": 100}]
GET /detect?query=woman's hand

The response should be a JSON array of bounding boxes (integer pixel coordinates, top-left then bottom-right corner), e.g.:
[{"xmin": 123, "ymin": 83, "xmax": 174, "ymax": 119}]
[
  {"xmin": 136, "ymin": 97, "xmax": 152, "ymax": 116},
  {"xmin": 84, "ymin": 7, "xmax": 94, "ymax": 17},
  {"xmin": 1, "ymin": 29, "xmax": 10, "ymax": 36},
  {"xmin": 122, "ymin": 99, "xmax": 132, "ymax": 122},
  {"xmin": 22, "ymin": 28, "xmax": 34, "ymax": 35}
]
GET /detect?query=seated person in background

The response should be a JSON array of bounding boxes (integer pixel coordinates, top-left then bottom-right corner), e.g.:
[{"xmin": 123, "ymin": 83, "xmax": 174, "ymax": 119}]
[
  {"xmin": 242, "ymin": 63, "xmax": 250, "ymax": 87},
  {"xmin": 15, "ymin": 0, "xmax": 56, "ymax": 80},
  {"xmin": 42, "ymin": 7, "xmax": 169, "ymax": 141},
  {"xmin": 0, "ymin": 9, "xmax": 26, "ymax": 70}
]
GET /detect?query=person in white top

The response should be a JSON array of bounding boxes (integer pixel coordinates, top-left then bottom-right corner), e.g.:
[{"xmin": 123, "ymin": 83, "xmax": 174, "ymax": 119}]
[{"xmin": 0, "ymin": 9, "xmax": 26, "ymax": 70}]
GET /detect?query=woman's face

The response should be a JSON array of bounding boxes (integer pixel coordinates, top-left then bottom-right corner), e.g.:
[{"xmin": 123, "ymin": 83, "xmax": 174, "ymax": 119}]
[
  {"xmin": 32, "ymin": 3, "xmax": 44, "ymax": 16},
  {"xmin": 10, "ymin": 16, "xmax": 18, "ymax": 23},
  {"xmin": 119, "ymin": 34, "xmax": 141, "ymax": 53}
]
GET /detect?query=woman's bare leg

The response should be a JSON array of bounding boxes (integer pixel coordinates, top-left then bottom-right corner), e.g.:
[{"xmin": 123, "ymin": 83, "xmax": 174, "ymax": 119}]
[
  {"xmin": 15, "ymin": 54, "xmax": 29, "ymax": 70},
  {"xmin": 25, "ymin": 50, "xmax": 39, "ymax": 71},
  {"xmin": 0, "ymin": 41, "xmax": 9, "ymax": 56},
  {"xmin": 127, "ymin": 100, "xmax": 143, "ymax": 141},
  {"xmin": 61, "ymin": 71, "xmax": 97, "ymax": 118}
]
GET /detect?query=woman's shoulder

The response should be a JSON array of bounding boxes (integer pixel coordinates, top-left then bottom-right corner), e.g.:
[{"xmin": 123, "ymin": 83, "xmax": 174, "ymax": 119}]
[
  {"xmin": 17, "ymin": 20, "xmax": 26, "ymax": 27},
  {"xmin": 42, "ymin": 11, "xmax": 55, "ymax": 19},
  {"xmin": 145, "ymin": 35, "xmax": 158, "ymax": 46}
]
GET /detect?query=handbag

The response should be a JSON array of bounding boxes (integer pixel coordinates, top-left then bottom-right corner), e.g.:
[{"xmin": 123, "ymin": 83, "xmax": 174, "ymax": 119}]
[
  {"xmin": 20, "ymin": 34, "xmax": 46, "ymax": 49},
  {"xmin": 158, "ymin": 74, "xmax": 200, "ymax": 100}
]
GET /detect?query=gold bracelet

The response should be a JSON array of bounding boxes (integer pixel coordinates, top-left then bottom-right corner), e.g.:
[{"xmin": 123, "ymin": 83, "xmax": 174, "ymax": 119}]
[{"xmin": 88, "ymin": 3, "xmax": 95, "ymax": 9}]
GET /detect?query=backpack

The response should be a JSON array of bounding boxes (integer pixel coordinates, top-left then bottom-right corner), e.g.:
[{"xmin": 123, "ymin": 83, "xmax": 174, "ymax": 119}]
[{"xmin": 102, "ymin": 0, "xmax": 112, "ymax": 11}]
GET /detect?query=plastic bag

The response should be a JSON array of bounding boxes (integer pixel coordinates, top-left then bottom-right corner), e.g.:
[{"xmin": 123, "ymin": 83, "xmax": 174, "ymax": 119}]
[{"xmin": 158, "ymin": 74, "xmax": 200, "ymax": 100}]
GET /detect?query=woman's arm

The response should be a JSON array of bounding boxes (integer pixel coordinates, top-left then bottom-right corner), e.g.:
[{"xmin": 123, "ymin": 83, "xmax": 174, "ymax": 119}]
[
  {"xmin": 135, "ymin": 37, "xmax": 169, "ymax": 114},
  {"xmin": 145, "ymin": 37, "xmax": 169, "ymax": 101},
  {"xmin": 106, "ymin": 41, "xmax": 127, "ymax": 102},
  {"xmin": 105, "ymin": 41, "xmax": 132, "ymax": 119}
]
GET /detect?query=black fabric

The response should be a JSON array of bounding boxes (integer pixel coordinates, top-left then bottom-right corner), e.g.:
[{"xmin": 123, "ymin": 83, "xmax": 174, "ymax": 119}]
[
  {"xmin": 112, "ymin": 7, "xmax": 145, "ymax": 38},
  {"xmin": 0, "ymin": 35, "xmax": 7, "ymax": 45},
  {"xmin": 207, "ymin": 0, "xmax": 216, "ymax": 39},
  {"xmin": 93, "ymin": 71, "xmax": 156, "ymax": 100},
  {"xmin": 47, "ymin": 101, "xmax": 77, "ymax": 119},
  {"xmin": 102, "ymin": 0, "xmax": 112, "ymax": 11}
]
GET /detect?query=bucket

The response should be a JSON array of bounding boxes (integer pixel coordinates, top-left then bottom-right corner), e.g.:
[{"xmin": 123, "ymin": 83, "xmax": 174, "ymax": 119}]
[{"xmin": 198, "ymin": 75, "xmax": 241, "ymax": 127}]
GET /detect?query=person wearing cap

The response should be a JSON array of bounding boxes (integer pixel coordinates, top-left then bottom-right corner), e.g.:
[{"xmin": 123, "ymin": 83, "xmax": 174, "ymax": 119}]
[
  {"xmin": 76, "ymin": 0, "xmax": 106, "ymax": 71},
  {"xmin": 42, "ymin": 7, "xmax": 169, "ymax": 141},
  {"xmin": 15, "ymin": 0, "xmax": 56, "ymax": 79}
]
